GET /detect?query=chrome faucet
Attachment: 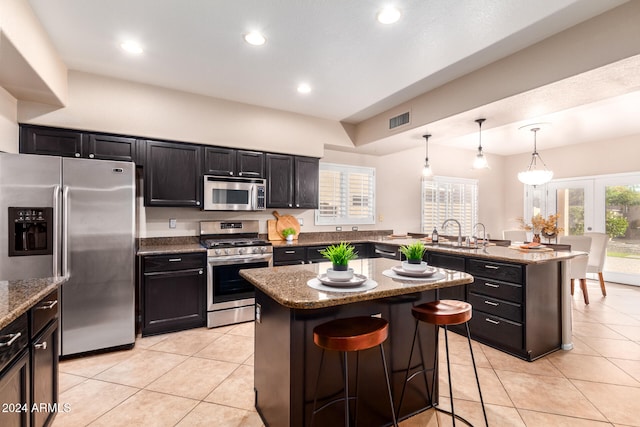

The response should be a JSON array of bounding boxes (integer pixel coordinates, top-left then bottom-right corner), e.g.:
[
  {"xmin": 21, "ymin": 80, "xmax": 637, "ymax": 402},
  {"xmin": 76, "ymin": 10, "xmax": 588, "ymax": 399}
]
[
  {"xmin": 441, "ymin": 219, "xmax": 462, "ymax": 246},
  {"xmin": 473, "ymin": 222, "xmax": 487, "ymax": 246}
]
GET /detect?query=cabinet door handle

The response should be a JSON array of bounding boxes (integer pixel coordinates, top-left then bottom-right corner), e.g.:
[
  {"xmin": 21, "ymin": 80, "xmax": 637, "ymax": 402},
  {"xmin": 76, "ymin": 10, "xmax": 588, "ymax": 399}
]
[
  {"xmin": 168, "ymin": 258, "xmax": 182, "ymax": 262},
  {"xmin": 230, "ymin": 172, "xmax": 234, "ymax": 176},
  {"xmin": 36, "ymin": 300, "xmax": 58, "ymax": 310},
  {"xmin": 35, "ymin": 341, "xmax": 48, "ymax": 350},
  {"xmin": 0, "ymin": 332, "xmax": 22, "ymax": 348},
  {"xmin": 484, "ymin": 282, "xmax": 500, "ymax": 288},
  {"xmin": 485, "ymin": 318, "xmax": 500, "ymax": 325},
  {"xmin": 484, "ymin": 265, "xmax": 499, "ymax": 270},
  {"xmin": 74, "ymin": 153, "xmax": 80, "ymax": 157},
  {"xmin": 199, "ymin": 269, "xmax": 203, "ymax": 275},
  {"xmin": 484, "ymin": 300, "xmax": 499, "ymax": 307},
  {"xmin": 284, "ymin": 250, "xmax": 296, "ymax": 254},
  {"xmin": 89, "ymin": 153, "xmax": 95, "ymax": 159},
  {"xmin": 196, "ymin": 201, "xmax": 201, "ymax": 206}
]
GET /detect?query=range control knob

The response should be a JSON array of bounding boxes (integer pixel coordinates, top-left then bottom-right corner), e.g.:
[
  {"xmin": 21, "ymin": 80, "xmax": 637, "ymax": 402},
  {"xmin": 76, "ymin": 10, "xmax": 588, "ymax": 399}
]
[
  {"xmin": 238, "ymin": 248, "xmax": 246, "ymax": 255},
  {"xmin": 214, "ymin": 249, "xmax": 221, "ymax": 256},
  {"xmin": 224, "ymin": 248, "xmax": 231, "ymax": 255}
]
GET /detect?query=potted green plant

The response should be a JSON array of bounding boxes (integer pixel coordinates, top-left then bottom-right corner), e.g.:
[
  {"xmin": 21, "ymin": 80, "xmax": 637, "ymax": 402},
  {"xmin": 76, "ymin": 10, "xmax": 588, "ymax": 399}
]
[
  {"xmin": 399, "ymin": 241, "xmax": 427, "ymax": 272},
  {"xmin": 320, "ymin": 242, "xmax": 358, "ymax": 281},
  {"xmin": 281, "ymin": 227, "xmax": 297, "ymax": 242}
]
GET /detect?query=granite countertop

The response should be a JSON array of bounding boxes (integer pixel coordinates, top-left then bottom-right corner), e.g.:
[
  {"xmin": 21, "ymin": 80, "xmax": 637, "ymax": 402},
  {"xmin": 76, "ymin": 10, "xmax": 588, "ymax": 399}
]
[
  {"xmin": 239, "ymin": 257, "xmax": 473, "ymax": 309},
  {"xmin": 137, "ymin": 243, "xmax": 206, "ymax": 256},
  {"xmin": 370, "ymin": 237, "xmax": 584, "ymax": 264},
  {"xmin": 0, "ymin": 277, "xmax": 66, "ymax": 330},
  {"xmin": 137, "ymin": 236, "xmax": 206, "ymax": 256}
]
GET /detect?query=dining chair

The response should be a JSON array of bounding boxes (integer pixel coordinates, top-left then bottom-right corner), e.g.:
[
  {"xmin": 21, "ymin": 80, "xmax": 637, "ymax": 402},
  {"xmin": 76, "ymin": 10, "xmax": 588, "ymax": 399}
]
[
  {"xmin": 558, "ymin": 235, "xmax": 592, "ymax": 304},
  {"xmin": 503, "ymin": 229, "xmax": 527, "ymax": 243},
  {"xmin": 584, "ymin": 232, "xmax": 608, "ymax": 297}
]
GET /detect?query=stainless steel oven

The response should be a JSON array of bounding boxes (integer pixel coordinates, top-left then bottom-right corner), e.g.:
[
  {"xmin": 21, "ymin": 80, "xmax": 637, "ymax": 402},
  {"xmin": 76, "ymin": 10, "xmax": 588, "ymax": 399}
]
[{"xmin": 200, "ymin": 220, "xmax": 272, "ymax": 328}]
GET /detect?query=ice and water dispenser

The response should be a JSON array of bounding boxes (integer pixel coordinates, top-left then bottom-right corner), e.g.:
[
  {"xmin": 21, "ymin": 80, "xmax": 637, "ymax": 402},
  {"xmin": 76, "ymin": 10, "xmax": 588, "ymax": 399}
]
[{"xmin": 8, "ymin": 207, "xmax": 53, "ymax": 256}]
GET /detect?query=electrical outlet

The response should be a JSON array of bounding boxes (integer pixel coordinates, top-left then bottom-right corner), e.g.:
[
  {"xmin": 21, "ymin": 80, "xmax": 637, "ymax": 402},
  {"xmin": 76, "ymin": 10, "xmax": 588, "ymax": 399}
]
[
  {"xmin": 336, "ymin": 226, "xmax": 342, "ymax": 231},
  {"xmin": 378, "ymin": 214, "xmax": 384, "ymax": 222},
  {"xmin": 169, "ymin": 218, "xmax": 177, "ymax": 229},
  {"xmin": 352, "ymin": 226, "xmax": 358, "ymax": 231},
  {"xmin": 298, "ymin": 217, "xmax": 304, "ymax": 226}
]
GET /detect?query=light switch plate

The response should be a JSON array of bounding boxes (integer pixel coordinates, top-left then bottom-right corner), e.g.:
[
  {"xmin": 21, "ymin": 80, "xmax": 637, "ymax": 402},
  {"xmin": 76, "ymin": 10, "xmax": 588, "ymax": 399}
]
[{"xmin": 169, "ymin": 218, "xmax": 177, "ymax": 229}]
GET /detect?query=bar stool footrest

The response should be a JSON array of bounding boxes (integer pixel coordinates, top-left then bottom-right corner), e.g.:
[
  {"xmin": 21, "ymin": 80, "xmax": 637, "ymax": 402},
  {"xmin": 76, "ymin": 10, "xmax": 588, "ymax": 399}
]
[{"xmin": 433, "ymin": 405, "xmax": 476, "ymax": 427}]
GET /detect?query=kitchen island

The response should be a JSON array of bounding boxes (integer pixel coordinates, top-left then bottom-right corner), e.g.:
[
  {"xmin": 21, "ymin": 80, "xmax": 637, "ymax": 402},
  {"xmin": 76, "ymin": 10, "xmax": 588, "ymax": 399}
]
[{"xmin": 240, "ymin": 257, "xmax": 473, "ymax": 427}]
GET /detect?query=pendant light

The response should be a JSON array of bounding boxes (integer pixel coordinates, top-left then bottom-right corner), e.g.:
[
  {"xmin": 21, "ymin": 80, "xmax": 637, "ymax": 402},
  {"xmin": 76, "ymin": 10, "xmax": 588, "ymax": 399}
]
[
  {"xmin": 422, "ymin": 134, "xmax": 433, "ymax": 177},
  {"xmin": 518, "ymin": 127, "xmax": 553, "ymax": 186},
  {"xmin": 472, "ymin": 118, "xmax": 489, "ymax": 169}
]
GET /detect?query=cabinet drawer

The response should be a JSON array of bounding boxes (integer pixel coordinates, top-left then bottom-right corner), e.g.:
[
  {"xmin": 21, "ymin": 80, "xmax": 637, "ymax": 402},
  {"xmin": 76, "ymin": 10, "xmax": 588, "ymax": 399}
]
[
  {"xmin": 467, "ymin": 258, "xmax": 523, "ymax": 284},
  {"xmin": 143, "ymin": 253, "xmax": 205, "ymax": 273},
  {"xmin": 274, "ymin": 247, "xmax": 306, "ymax": 263},
  {"xmin": 306, "ymin": 245, "xmax": 328, "ymax": 263},
  {"xmin": 469, "ymin": 277, "xmax": 522, "ymax": 303},
  {"xmin": 0, "ymin": 314, "xmax": 28, "ymax": 374},
  {"xmin": 30, "ymin": 288, "xmax": 59, "ymax": 338},
  {"xmin": 468, "ymin": 292, "xmax": 522, "ymax": 323},
  {"xmin": 469, "ymin": 312, "xmax": 523, "ymax": 351},
  {"xmin": 429, "ymin": 253, "xmax": 465, "ymax": 271}
]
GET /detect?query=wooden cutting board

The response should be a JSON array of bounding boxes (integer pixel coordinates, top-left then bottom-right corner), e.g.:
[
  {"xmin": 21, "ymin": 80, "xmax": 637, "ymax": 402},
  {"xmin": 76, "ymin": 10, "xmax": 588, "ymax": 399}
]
[
  {"xmin": 267, "ymin": 220, "xmax": 284, "ymax": 241},
  {"xmin": 272, "ymin": 211, "xmax": 300, "ymax": 238}
]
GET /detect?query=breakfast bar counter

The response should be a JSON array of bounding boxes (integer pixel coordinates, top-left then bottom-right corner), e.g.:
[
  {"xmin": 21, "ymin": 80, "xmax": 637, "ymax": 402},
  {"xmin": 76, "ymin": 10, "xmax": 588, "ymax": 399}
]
[{"xmin": 240, "ymin": 257, "xmax": 473, "ymax": 427}]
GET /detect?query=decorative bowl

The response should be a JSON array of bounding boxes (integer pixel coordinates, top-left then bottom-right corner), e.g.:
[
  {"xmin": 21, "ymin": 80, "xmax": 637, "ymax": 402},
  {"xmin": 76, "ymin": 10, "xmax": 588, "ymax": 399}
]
[
  {"xmin": 326, "ymin": 267, "xmax": 354, "ymax": 282},
  {"xmin": 401, "ymin": 261, "xmax": 428, "ymax": 272}
]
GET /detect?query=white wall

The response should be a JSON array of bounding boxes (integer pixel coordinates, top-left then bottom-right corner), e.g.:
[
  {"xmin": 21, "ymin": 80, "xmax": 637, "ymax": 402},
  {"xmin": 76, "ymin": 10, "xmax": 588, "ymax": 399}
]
[
  {"xmin": 373, "ymin": 143, "xmax": 505, "ymax": 238},
  {"xmin": 0, "ymin": 87, "xmax": 18, "ymax": 152},
  {"xmin": 18, "ymin": 71, "xmax": 354, "ymax": 158},
  {"xmin": 503, "ymin": 134, "xmax": 640, "ymax": 229}
]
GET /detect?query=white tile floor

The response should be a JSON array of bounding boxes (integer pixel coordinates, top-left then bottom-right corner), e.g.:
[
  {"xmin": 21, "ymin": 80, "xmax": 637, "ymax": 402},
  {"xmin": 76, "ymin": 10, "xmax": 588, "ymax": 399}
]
[{"xmin": 53, "ymin": 279, "xmax": 640, "ymax": 426}]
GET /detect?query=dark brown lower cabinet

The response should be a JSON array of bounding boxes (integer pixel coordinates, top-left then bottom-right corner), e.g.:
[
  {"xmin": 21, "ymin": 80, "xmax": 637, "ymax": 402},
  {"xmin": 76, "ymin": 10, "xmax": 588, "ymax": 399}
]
[
  {"xmin": 0, "ymin": 351, "xmax": 30, "ymax": 427},
  {"xmin": 142, "ymin": 253, "xmax": 206, "ymax": 336},
  {"xmin": 30, "ymin": 320, "xmax": 59, "ymax": 427},
  {"xmin": 0, "ymin": 288, "xmax": 59, "ymax": 427}
]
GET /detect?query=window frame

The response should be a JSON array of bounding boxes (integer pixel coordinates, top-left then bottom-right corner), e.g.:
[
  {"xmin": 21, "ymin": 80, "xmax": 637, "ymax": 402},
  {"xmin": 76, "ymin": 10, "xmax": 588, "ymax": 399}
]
[
  {"xmin": 315, "ymin": 162, "xmax": 376, "ymax": 225},
  {"xmin": 421, "ymin": 176, "xmax": 479, "ymax": 236}
]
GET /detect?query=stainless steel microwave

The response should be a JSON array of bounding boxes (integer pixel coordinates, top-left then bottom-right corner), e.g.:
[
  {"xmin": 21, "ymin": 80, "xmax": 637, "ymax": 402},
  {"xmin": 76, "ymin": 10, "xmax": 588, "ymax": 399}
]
[{"xmin": 202, "ymin": 175, "xmax": 266, "ymax": 211}]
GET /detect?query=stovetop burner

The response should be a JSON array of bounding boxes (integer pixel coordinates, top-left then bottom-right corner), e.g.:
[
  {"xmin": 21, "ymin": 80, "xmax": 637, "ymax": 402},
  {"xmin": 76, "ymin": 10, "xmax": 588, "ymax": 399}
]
[
  {"xmin": 199, "ymin": 220, "xmax": 272, "ymax": 257},
  {"xmin": 201, "ymin": 238, "xmax": 270, "ymax": 249}
]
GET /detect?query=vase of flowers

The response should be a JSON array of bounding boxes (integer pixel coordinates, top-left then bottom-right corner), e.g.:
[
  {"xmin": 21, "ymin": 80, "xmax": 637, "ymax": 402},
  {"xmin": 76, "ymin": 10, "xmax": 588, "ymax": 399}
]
[{"xmin": 518, "ymin": 214, "xmax": 563, "ymax": 243}]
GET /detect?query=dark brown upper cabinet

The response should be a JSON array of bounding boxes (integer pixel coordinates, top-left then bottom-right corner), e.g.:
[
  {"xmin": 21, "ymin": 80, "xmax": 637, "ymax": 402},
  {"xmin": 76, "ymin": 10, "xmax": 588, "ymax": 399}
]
[
  {"xmin": 144, "ymin": 140, "xmax": 202, "ymax": 207},
  {"xmin": 266, "ymin": 153, "xmax": 318, "ymax": 209},
  {"xmin": 20, "ymin": 125, "xmax": 139, "ymax": 163},
  {"xmin": 204, "ymin": 147, "xmax": 264, "ymax": 178}
]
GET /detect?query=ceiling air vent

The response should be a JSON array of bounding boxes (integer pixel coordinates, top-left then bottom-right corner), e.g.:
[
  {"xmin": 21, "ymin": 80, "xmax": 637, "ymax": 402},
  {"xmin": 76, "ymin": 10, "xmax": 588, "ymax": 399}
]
[{"xmin": 389, "ymin": 111, "xmax": 410, "ymax": 129}]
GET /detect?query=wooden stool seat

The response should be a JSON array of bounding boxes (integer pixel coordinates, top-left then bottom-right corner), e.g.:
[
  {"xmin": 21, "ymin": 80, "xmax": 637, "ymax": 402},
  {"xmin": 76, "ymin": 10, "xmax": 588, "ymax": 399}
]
[
  {"xmin": 311, "ymin": 316, "xmax": 397, "ymax": 426},
  {"xmin": 313, "ymin": 316, "xmax": 389, "ymax": 352},
  {"xmin": 399, "ymin": 300, "xmax": 487, "ymax": 426},
  {"xmin": 411, "ymin": 300, "xmax": 472, "ymax": 326}
]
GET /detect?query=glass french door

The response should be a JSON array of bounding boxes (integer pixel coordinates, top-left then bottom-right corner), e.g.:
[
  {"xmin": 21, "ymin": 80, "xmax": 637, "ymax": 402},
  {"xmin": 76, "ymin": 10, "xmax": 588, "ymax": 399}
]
[
  {"xmin": 547, "ymin": 179, "xmax": 595, "ymax": 236},
  {"xmin": 530, "ymin": 173, "xmax": 640, "ymax": 285},
  {"xmin": 594, "ymin": 175, "xmax": 640, "ymax": 285}
]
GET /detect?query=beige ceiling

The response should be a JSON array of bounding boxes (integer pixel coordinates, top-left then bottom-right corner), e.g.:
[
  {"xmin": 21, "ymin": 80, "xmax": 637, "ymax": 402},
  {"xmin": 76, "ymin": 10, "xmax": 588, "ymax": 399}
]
[{"xmin": 26, "ymin": 0, "xmax": 640, "ymax": 156}]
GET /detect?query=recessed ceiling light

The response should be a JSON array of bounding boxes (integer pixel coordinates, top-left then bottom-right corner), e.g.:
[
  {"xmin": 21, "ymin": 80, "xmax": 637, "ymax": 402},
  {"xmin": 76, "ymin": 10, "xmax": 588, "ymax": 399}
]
[
  {"xmin": 377, "ymin": 6, "xmax": 401, "ymax": 24},
  {"xmin": 297, "ymin": 83, "xmax": 312, "ymax": 94},
  {"xmin": 120, "ymin": 40, "xmax": 143, "ymax": 54},
  {"xmin": 244, "ymin": 32, "xmax": 266, "ymax": 46}
]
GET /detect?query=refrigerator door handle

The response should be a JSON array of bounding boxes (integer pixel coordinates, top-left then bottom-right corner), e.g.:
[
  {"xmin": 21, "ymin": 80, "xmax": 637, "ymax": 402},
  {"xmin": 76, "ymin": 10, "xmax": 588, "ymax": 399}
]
[
  {"xmin": 53, "ymin": 185, "xmax": 60, "ymax": 277},
  {"xmin": 62, "ymin": 185, "xmax": 70, "ymax": 278}
]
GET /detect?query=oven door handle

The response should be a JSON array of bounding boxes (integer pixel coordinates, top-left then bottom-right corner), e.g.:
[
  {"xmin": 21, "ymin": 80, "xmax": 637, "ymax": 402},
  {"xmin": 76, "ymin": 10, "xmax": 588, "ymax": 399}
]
[{"xmin": 208, "ymin": 254, "xmax": 273, "ymax": 265}]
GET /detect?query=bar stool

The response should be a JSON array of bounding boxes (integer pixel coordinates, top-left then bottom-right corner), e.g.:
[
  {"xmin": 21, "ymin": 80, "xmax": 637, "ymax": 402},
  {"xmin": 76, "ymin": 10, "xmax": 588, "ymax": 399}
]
[
  {"xmin": 398, "ymin": 300, "xmax": 488, "ymax": 426},
  {"xmin": 311, "ymin": 316, "xmax": 397, "ymax": 427}
]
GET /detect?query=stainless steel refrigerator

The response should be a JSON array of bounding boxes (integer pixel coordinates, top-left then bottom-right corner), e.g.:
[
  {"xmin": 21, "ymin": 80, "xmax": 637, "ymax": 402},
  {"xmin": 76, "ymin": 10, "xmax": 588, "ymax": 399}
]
[{"xmin": 0, "ymin": 153, "xmax": 135, "ymax": 356}]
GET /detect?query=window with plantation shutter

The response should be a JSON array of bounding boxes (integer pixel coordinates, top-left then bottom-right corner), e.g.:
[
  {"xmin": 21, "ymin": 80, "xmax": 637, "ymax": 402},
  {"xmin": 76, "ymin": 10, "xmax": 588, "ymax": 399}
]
[
  {"xmin": 422, "ymin": 176, "xmax": 478, "ymax": 236},
  {"xmin": 315, "ymin": 163, "xmax": 375, "ymax": 225}
]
